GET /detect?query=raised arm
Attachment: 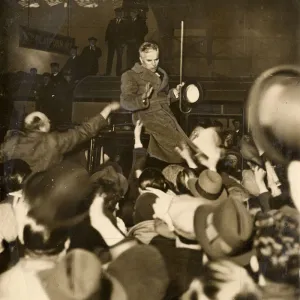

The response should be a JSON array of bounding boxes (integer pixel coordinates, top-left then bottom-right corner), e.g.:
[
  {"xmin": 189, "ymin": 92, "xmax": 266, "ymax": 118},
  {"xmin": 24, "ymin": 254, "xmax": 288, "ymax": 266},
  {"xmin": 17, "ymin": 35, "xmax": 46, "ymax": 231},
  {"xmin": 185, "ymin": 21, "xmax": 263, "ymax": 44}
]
[{"xmin": 54, "ymin": 102, "xmax": 120, "ymax": 154}]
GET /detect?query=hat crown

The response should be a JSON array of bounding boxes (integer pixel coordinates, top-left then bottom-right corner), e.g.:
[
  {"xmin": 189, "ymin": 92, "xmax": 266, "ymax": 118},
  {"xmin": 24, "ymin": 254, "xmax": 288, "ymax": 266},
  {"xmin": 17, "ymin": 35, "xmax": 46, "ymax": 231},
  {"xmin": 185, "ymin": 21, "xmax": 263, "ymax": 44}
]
[
  {"xmin": 198, "ymin": 170, "xmax": 222, "ymax": 194},
  {"xmin": 214, "ymin": 198, "xmax": 254, "ymax": 250}
]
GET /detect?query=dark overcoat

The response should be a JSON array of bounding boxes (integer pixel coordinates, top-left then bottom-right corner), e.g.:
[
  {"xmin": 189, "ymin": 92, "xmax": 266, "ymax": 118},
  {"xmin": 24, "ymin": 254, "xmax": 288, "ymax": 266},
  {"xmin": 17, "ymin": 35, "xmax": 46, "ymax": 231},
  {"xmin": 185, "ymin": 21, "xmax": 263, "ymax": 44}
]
[
  {"xmin": 0, "ymin": 113, "xmax": 108, "ymax": 173},
  {"xmin": 80, "ymin": 46, "xmax": 102, "ymax": 76},
  {"xmin": 120, "ymin": 63, "xmax": 191, "ymax": 163}
]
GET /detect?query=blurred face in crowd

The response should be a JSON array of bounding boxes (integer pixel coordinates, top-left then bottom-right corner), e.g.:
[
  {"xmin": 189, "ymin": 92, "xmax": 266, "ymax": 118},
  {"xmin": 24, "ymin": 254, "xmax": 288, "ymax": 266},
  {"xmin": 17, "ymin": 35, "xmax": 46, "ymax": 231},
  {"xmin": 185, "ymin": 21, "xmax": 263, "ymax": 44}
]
[
  {"xmin": 30, "ymin": 69, "xmax": 37, "ymax": 76},
  {"xmin": 130, "ymin": 10, "xmax": 138, "ymax": 19},
  {"xmin": 43, "ymin": 75, "xmax": 50, "ymax": 85},
  {"xmin": 70, "ymin": 48, "xmax": 77, "ymax": 57},
  {"xmin": 140, "ymin": 49, "xmax": 159, "ymax": 72},
  {"xmin": 233, "ymin": 120, "xmax": 241, "ymax": 130},
  {"xmin": 51, "ymin": 65, "xmax": 59, "ymax": 74},
  {"xmin": 226, "ymin": 154, "xmax": 238, "ymax": 169},
  {"xmin": 115, "ymin": 11, "xmax": 123, "ymax": 20},
  {"xmin": 89, "ymin": 39, "xmax": 96, "ymax": 47}
]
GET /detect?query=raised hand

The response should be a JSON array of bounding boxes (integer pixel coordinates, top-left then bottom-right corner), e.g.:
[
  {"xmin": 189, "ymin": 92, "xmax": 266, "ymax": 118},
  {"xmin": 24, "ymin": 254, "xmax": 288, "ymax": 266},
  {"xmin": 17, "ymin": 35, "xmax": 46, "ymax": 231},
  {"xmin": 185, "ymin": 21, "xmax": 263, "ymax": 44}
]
[
  {"xmin": 108, "ymin": 101, "xmax": 121, "ymax": 112},
  {"xmin": 134, "ymin": 120, "xmax": 143, "ymax": 138}
]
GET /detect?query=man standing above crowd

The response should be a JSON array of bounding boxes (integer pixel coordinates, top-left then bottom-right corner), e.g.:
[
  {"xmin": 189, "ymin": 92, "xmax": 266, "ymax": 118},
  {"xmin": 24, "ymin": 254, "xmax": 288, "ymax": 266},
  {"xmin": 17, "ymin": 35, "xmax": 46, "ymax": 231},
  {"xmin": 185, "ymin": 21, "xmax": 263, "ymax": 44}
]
[
  {"xmin": 126, "ymin": 9, "xmax": 148, "ymax": 68},
  {"xmin": 62, "ymin": 45, "xmax": 81, "ymax": 81},
  {"xmin": 104, "ymin": 8, "xmax": 127, "ymax": 76},
  {"xmin": 120, "ymin": 42, "xmax": 192, "ymax": 166},
  {"xmin": 80, "ymin": 37, "xmax": 102, "ymax": 76}
]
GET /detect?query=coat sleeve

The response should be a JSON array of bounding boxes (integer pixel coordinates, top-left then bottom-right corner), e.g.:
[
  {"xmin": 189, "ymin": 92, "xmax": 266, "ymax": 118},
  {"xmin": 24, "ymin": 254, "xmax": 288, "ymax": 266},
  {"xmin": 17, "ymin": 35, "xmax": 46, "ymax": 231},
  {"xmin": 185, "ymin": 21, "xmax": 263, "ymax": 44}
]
[
  {"xmin": 96, "ymin": 47, "xmax": 102, "ymax": 58},
  {"xmin": 120, "ymin": 72, "xmax": 149, "ymax": 111},
  {"xmin": 53, "ymin": 113, "xmax": 108, "ymax": 154}
]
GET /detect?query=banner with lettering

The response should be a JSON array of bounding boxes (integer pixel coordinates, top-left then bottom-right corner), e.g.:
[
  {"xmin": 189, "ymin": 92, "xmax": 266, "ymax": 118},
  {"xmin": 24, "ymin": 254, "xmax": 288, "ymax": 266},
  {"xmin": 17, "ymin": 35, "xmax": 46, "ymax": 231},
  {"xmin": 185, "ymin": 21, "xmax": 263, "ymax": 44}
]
[{"xmin": 19, "ymin": 26, "xmax": 75, "ymax": 55}]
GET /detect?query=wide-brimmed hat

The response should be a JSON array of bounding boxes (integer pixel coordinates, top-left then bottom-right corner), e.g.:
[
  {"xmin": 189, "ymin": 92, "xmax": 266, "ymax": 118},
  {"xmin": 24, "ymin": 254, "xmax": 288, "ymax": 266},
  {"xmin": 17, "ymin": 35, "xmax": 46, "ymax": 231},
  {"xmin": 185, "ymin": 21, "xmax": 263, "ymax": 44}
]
[
  {"xmin": 187, "ymin": 169, "xmax": 227, "ymax": 203},
  {"xmin": 194, "ymin": 197, "xmax": 254, "ymax": 266},
  {"xmin": 25, "ymin": 161, "xmax": 95, "ymax": 229},
  {"xmin": 90, "ymin": 165, "xmax": 128, "ymax": 196}
]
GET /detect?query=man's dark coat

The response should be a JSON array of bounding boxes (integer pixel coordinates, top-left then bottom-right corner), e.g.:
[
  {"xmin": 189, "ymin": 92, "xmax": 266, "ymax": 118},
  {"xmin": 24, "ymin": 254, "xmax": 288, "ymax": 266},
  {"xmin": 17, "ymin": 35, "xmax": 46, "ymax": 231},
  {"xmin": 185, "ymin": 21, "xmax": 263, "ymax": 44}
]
[{"xmin": 120, "ymin": 63, "xmax": 191, "ymax": 163}]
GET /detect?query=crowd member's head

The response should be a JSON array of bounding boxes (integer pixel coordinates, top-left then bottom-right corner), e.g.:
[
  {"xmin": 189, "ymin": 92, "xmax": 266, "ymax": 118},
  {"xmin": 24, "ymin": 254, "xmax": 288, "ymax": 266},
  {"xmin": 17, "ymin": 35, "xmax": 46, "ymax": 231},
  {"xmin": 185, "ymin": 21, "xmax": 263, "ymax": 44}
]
[
  {"xmin": 91, "ymin": 165, "xmax": 128, "ymax": 213},
  {"xmin": 70, "ymin": 45, "xmax": 77, "ymax": 57},
  {"xmin": 23, "ymin": 223, "xmax": 70, "ymax": 258},
  {"xmin": 194, "ymin": 197, "xmax": 254, "ymax": 267},
  {"xmin": 115, "ymin": 7, "xmax": 123, "ymax": 20},
  {"xmin": 232, "ymin": 118, "xmax": 242, "ymax": 131},
  {"xmin": 1, "ymin": 159, "xmax": 32, "ymax": 195},
  {"xmin": 162, "ymin": 164, "xmax": 185, "ymax": 193},
  {"xmin": 29, "ymin": 68, "xmax": 37, "ymax": 76},
  {"xmin": 176, "ymin": 168, "xmax": 197, "ymax": 195},
  {"xmin": 50, "ymin": 62, "xmax": 59, "ymax": 75},
  {"xmin": 187, "ymin": 169, "xmax": 227, "ymax": 203},
  {"xmin": 19, "ymin": 161, "xmax": 95, "ymax": 231},
  {"xmin": 130, "ymin": 8, "xmax": 139, "ymax": 20},
  {"xmin": 88, "ymin": 36, "xmax": 97, "ymax": 47},
  {"xmin": 133, "ymin": 192, "xmax": 157, "ymax": 225},
  {"xmin": 42, "ymin": 72, "xmax": 51, "ymax": 86},
  {"xmin": 212, "ymin": 120, "xmax": 224, "ymax": 134},
  {"xmin": 182, "ymin": 260, "xmax": 261, "ymax": 300},
  {"xmin": 24, "ymin": 112, "xmax": 51, "ymax": 133},
  {"xmin": 139, "ymin": 42, "xmax": 159, "ymax": 73},
  {"xmin": 223, "ymin": 130, "xmax": 234, "ymax": 148},
  {"xmin": 138, "ymin": 167, "xmax": 169, "ymax": 193},
  {"xmin": 253, "ymin": 206, "xmax": 300, "ymax": 287}
]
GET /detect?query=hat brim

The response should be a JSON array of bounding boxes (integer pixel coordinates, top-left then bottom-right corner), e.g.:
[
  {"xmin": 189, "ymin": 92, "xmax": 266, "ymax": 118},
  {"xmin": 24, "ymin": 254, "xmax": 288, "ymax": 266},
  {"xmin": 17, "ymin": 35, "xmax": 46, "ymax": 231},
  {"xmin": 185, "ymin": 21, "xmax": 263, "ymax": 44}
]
[
  {"xmin": 187, "ymin": 178, "xmax": 228, "ymax": 204},
  {"xmin": 194, "ymin": 205, "xmax": 254, "ymax": 266}
]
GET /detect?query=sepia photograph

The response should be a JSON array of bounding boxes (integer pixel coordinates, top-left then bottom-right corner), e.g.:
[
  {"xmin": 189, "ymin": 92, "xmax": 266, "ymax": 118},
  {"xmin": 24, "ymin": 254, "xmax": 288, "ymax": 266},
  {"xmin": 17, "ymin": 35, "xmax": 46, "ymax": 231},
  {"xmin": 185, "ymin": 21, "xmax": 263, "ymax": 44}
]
[{"xmin": 0, "ymin": 0, "xmax": 299, "ymax": 299}]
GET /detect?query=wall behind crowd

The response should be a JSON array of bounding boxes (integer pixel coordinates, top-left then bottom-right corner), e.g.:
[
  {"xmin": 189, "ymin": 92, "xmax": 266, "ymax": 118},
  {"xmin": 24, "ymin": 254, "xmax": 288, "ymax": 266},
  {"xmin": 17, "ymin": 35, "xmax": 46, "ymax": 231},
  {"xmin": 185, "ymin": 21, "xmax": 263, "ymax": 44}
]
[{"xmin": 5, "ymin": 2, "xmax": 159, "ymax": 74}]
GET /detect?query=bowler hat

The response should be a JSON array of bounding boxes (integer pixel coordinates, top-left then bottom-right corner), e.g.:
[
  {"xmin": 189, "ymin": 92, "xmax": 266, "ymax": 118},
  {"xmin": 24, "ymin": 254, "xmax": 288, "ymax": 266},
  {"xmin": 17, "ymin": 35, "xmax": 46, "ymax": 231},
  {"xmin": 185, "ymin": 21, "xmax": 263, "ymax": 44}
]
[
  {"xmin": 181, "ymin": 80, "xmax": 203, "ymax": 104},
  {"xmin": 24, "ymin": 161, "xmax": 95, "ymax": 229},
  {"xmin": 188, "ymin": 169, "xmax": 227, "ymax": 203},
  {"xmin": 194, "ymin": 197, "xmax": 255, "ymax": 266},
  {"xmin": 88, "ymin": 36, "xmax": 97, "ymax": 41}
]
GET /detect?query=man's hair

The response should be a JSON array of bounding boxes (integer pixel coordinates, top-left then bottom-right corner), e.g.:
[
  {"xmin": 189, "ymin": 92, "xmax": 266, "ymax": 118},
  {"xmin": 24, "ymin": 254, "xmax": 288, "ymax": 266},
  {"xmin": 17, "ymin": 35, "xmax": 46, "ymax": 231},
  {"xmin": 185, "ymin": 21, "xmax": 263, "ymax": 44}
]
[
  {"xmin": 138, "ymin": 167, "xmax": 168, "ymax": 192},
  {"xmin": 139, "ymin": 42, "xmax": 159, "ymax": 55},
  {"xmin": 1, "ymin": 159, "xmax": 32, "ymax": 193},
  {"xmin": 24, "ymin": 112, "xmax": 48, "ymax": 132},
  {"xmin": 23, "ymin": 223, "xmax": 69, "ymax": 256},
  {"xmin": 94, "ymin": 178, "xmax": 123, "ymax": 212},
  {"xmin": 176, "ymin": 168, "xmax": 197, "ymax": 195}
]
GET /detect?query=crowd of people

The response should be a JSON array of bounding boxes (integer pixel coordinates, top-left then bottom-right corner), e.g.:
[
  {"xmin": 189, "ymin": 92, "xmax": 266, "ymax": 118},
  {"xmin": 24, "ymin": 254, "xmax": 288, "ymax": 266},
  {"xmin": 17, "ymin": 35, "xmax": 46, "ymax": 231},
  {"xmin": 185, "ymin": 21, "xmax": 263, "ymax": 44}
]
[
  {"xmin": 0, "ymin": 38, "xmax": 299, "ymax": 300},
  {"xmin": 0, "ymin": 94, "xmax": 299, "ymax": 300}
]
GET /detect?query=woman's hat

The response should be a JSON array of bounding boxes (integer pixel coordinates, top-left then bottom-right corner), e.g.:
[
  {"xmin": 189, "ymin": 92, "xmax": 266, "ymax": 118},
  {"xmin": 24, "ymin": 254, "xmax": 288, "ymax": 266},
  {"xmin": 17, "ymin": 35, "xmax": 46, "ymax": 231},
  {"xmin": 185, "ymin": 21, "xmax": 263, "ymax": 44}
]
[
  {"xmin": 187, "ymin": 169, "xmax": 227, "ymax": 203},
  {"xmin": 194, "ymin": 197, "xmax": 255, "ymax": 266}
]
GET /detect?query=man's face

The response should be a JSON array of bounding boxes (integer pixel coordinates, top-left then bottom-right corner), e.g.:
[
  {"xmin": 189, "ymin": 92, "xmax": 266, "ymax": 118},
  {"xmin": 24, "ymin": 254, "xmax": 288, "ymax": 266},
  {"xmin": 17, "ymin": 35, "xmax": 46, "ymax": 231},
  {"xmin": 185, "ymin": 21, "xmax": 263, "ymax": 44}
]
[
  {"xmin": 89, "ymin": 40, "xmax": 96, "ymax": 47},
  {"xmin": 30, "ymin": 69, "xmax": 37, "ymax": 76},
  {"xmin": 70, "ymin": 48, "xmax": 77, "ymax": 57},
  {"xmin": 140, "ymin": 50, "xmax": 159, "ymax": 72},
  {"xmin": 130, "ymin": 11, "xmax": 138, "ymax": 19},
  {"xmin": 44, "ymin": 76, "xmax": 50, "ymax": 85},
  {"xmin": 233, "ymin": 121, "xmax": 241, "ymax": 130},
  {"xmin": 51, "ymin": 66, "xmax": 59, "ymax": 74}
]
